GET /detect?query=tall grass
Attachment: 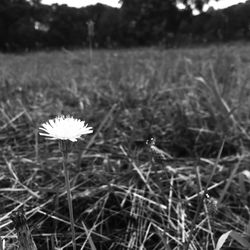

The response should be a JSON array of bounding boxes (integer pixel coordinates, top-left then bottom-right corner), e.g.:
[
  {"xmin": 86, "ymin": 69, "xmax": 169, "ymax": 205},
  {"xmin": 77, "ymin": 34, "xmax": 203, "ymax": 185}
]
[{"xmin": 0, "ymin": 44, "xmax": 250, "ymax": 249}]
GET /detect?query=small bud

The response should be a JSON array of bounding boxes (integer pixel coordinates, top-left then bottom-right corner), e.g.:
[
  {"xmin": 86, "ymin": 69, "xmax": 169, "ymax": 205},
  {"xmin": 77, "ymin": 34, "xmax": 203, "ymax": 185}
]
[{"xmin": 206, "ymin": 195, "xmax": 218, "ymax": 217}]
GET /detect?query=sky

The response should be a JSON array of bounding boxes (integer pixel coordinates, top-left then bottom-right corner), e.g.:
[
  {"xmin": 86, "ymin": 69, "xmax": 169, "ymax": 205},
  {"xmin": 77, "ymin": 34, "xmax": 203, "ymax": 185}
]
[
  {"xmin": 41, "ymin": 0, "xmax": 247, "ymax": 9},
  {"xmin": 205, "ymin": 0, "xmax": 246, "ymax": 9}
]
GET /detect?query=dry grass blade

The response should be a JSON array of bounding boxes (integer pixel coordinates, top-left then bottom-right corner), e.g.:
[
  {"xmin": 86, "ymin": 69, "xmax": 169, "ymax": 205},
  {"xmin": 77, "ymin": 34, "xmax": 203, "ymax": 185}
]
[
  {"xmin": 0, "ymin": 238, "xmax": 3, "ymax": 250},
  {"xmin": 3, "ymin": 156, "xmax": 40, "ymax": 199},
  {"xmin": 120, "ymin": 145, "xmax": 153, "ymax": 193},
  {"xmin": 79, "ymin": 103, "xmax": 117, "ymax": 161},
  {"xmin": 80, "ymin": 221, "xmax": 97, "ymax": 250},
  {"xmin": 0, "ymin": 196, "xmax": 32, "ymax": 229},
  {"xmin": 218, "ymin": 156, "xmax": 242, "ymax": 205},
  {"xmin": 184, "ymin": 139, "xmax": 225, "ymax": 250},
  {"xmin": 186, "ymin": 180, "xmax": 224, "ymax": 201},
  {"xmin": 196, "ymin": 165, "xmax": 216, "ymax": 248},
  {"xmin": 0, "ymin": 109, "xmax": 25, "ymax": 131}
]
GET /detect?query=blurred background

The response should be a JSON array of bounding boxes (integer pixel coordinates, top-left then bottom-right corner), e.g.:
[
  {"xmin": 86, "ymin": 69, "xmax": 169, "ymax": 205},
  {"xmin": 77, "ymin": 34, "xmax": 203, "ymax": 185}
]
[{"xmin": 0, "ymin": 0, "xmax": 249, "ymax": 51}]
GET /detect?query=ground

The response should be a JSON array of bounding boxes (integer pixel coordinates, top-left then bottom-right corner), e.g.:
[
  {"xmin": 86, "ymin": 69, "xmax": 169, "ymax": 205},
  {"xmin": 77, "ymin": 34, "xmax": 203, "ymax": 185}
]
[{"xmin": 0, "ymin": 44, "xmax": 250, "ymax": 249}]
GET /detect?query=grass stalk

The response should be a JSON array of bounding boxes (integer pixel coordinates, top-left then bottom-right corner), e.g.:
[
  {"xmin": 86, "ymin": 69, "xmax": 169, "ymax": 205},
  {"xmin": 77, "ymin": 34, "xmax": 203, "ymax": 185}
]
[
  {"xmin": 184, "ymin": 139, "xmax": 225, "ymax": 250},
  {"xmin": 60, "ymin": 141, "xmax": 76, "ymax": 250}
]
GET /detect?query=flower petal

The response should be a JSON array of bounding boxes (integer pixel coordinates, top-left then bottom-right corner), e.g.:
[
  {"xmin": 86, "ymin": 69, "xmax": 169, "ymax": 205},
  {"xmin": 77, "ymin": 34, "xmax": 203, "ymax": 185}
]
[{"xmin": 39, "ymin": 116, "xmax": 93, "ymax": 141}]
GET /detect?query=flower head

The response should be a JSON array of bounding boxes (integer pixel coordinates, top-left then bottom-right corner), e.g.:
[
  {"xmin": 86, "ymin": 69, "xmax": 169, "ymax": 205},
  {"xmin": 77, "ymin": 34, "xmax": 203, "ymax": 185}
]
[{"xmin": 39, "ymin": 116, "xmax": 93, "ymax": 142}]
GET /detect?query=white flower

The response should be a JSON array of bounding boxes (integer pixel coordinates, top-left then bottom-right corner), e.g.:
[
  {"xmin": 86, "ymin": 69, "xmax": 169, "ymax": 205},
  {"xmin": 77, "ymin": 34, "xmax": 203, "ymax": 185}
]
[{"xmin": 39, "ymin": 116, "xmax": 93, "ymax": 142}]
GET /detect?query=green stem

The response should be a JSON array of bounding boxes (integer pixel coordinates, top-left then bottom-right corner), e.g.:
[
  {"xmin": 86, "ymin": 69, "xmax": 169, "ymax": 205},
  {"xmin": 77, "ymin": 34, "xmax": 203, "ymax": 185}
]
[{"xmin": 62, "ymin": 147, "xmax": 76, "ymax": 250}]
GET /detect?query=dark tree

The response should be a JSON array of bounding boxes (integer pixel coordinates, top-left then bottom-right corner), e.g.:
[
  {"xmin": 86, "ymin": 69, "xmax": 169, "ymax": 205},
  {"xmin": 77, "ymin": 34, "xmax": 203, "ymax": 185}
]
[
  {"xmin": 85, "ymin": 4, "xmax": 120, "ymax": 47},
  {"xmin": 119, "ymin": 0, "xmax": 180, "ymax": 45},
  {"xmin": 1, "ymin": 0, "xmax": 34, "ymax": 50},
  {"xmin": 47, "ymin": 4, "xmax": 85, "ymax": 47},
  {"xmin": 0, "ymin": 0, "xmax": 249, "ymax": 51}
]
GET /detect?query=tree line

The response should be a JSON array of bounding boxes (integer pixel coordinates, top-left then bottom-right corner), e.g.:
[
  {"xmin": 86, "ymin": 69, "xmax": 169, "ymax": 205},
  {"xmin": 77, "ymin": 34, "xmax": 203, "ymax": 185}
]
[{"xmin": 0, "ymin": 0, "xmax": 250, "ymax": 51}]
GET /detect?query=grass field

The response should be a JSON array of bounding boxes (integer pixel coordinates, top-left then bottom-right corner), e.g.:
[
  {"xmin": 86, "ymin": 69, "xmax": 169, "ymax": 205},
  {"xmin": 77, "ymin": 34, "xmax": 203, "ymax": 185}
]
[{"xmin": 1, "ymin": 44, "xmax": 250, "ymax": 249}]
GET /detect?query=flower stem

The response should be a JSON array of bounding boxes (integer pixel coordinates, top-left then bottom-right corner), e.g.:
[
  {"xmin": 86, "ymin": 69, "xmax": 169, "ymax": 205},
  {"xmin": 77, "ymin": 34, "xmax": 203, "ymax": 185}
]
[{"xmin": 61, "ymin": 145, "xmax": 76, "ymax": 250}]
